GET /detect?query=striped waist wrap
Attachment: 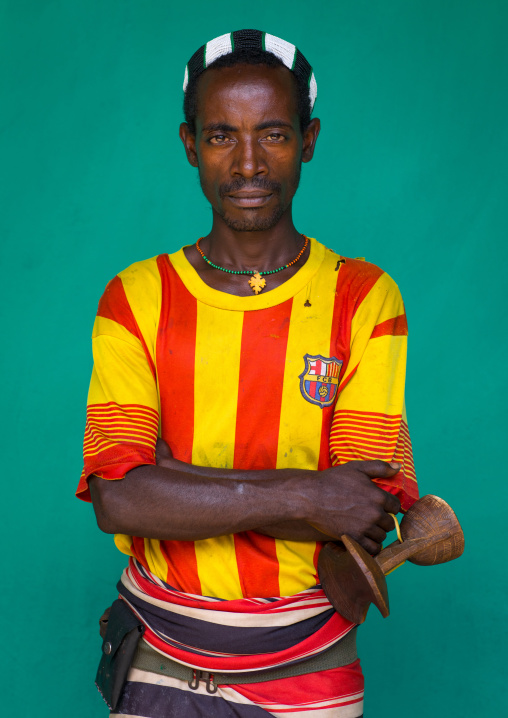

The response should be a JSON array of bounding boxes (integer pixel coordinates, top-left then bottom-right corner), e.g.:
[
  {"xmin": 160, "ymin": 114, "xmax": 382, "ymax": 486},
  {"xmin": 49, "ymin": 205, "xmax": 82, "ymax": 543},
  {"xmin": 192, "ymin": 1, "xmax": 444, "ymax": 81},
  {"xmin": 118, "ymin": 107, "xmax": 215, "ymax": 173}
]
[{"xmin": 118, "ymin": 559, "xmax": 357, "ymax": 676}]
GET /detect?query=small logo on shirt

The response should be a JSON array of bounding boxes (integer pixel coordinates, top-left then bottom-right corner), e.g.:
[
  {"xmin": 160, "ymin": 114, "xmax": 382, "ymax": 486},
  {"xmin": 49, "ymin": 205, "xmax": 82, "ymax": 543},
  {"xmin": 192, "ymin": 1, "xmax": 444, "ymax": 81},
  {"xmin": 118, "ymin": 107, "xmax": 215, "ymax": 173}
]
[{"xmin": 299, "ymin": 355, "xmax": 343, "ymax": 408}]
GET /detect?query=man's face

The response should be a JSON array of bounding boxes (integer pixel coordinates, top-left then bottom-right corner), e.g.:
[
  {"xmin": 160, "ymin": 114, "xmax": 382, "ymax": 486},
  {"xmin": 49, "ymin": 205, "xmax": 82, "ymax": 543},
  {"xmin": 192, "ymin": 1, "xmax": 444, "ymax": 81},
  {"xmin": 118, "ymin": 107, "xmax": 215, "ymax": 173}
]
[{"xmin": 181, "ymin": 64, "xmax": 318, "ymax": 232}]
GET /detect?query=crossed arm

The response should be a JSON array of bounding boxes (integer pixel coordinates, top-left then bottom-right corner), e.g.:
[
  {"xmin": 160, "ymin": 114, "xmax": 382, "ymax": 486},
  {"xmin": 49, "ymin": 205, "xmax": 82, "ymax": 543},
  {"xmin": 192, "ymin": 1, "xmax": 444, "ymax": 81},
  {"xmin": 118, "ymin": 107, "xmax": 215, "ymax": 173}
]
[{"xmin": 89, "ymin": 438, "xmax": 401, "ymax": 555}]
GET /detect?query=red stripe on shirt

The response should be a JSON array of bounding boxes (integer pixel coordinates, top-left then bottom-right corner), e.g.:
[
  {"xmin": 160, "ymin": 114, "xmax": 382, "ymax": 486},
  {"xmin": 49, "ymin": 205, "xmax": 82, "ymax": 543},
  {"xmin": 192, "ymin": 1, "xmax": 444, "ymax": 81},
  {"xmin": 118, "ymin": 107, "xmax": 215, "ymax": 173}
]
[
  {"xmin": 158, "ymin": 539, "xmax": 203, "ymax": 592},
  {"xmin": 156, "ymin": 255, "xmax": 196, "ymax": 464},
  {"xmin": 317, "ymin": 261, "xmax": 382, "ymax": 471},
  {"xmin": 130, "ymin": 536, "xmax": 149, "ymax": 574},
  {"xmin": 234, "ymin": 300, "xmax": 292, "ymax": 470},
  {"xmin": 312, "ymin": 541, "xmax": 322, "ymax": 584},
  {"xmin": 333, "ymin": 260, "xmax": 385, "ymax": 392},
  {"xmin": 371, "ymin": 313, "xmax": 408, "ymax": 338},
  {"xmin": 97, "ymin": 275, "xmax": 156, "ymax": 379},
  {"xmin": 234, "ymin": 532, "xmax": 281, "ymax": 598},
  {"xmin": 129, "ymin": 536, "xmax": 198, "ymax": 589},
  {"xmin": 155, "ymin": 254, "xmax": 201, "ymax": 594},
  {"xmin": 233, "ymin": 301, "xmax": 292, "ymax": 597}
]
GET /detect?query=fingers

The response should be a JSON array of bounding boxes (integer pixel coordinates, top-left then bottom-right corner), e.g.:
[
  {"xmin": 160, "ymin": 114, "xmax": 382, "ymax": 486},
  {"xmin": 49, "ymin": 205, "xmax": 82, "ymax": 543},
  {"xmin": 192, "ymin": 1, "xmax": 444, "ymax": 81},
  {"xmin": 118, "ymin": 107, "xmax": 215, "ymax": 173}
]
[
  {"xmin": 357, "ymin": 489, "xmax": 399, "ymax": 553},
  {"xmin": 356, "ymin": 535, "xmax": 383, "ymax": 556},
  {"xmin": 378, "ymin": 512, "xmax": 398, "ymax": 533},
  {"xmin": 383, "ymin": 491, "xmax": 401, "ymax": 516},
  {"xmin": 317, "ymin": 461, "xmax": 403, "ymax": 555},
  {"xmin": 155, "ymin": 437, "xmax": 173, "ymax": 463},
  {"xmin": 349, "ymin": 459, "xmax": 401, "ymax": 479},
  {"xmin": 336, "ymin": 459, "xmax": 402, "ymax": 514},
  {"xmin": 365, "ymin": 525, "xmax": 387, "ymax": 546}
]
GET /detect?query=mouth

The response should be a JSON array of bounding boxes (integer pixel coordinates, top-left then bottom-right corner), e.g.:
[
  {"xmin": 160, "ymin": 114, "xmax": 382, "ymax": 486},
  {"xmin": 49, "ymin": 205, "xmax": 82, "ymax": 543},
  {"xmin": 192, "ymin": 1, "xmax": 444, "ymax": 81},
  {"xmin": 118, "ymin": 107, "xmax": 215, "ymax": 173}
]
[{"xmin": 226, "ymin": 191, "xmax": 273, "ymax": 208}]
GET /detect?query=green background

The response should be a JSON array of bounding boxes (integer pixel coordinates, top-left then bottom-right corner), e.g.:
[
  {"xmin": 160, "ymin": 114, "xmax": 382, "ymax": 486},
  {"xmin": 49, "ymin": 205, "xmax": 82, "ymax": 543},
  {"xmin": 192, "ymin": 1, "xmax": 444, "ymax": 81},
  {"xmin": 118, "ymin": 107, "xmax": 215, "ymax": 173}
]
[{"xmin": 1, "ymin": 0, "xmax": 506, "ymax": 714}]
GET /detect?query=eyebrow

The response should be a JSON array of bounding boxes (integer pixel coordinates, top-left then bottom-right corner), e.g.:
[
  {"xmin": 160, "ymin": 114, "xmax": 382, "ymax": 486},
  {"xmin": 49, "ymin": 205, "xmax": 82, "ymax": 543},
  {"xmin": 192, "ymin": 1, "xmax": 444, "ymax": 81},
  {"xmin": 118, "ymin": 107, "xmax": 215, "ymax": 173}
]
[
  {"xmin": 255, "ymin": 120, "xmax": 293, "ymax": 131},
  {"xmin": 201, "ymin": 122, "xmax": 237, "ymax": 133},
  {"xmin": 201, "ymin": 120, "xmax": 294, "ymax": 133}
]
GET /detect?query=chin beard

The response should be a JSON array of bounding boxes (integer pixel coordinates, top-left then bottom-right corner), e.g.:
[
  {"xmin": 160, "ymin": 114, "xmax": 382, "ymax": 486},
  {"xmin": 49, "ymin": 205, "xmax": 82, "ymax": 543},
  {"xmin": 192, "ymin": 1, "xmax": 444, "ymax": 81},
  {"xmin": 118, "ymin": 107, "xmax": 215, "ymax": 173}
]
[
  {"xmin": 218, "ymin": 204, "xmax": 287, "ymax": 232},
  {"xmin": 199, "ymin": 166, "xmax": 302, "ymax": 232}
]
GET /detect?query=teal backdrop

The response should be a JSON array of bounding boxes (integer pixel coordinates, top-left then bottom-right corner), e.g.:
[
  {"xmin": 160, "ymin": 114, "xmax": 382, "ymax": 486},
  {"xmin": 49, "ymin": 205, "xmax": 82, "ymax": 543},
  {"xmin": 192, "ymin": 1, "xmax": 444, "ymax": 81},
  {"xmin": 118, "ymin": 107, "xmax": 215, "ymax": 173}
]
[{"xmin": 1, "ymin": 1, "xmax": 506, "ymax": 714}]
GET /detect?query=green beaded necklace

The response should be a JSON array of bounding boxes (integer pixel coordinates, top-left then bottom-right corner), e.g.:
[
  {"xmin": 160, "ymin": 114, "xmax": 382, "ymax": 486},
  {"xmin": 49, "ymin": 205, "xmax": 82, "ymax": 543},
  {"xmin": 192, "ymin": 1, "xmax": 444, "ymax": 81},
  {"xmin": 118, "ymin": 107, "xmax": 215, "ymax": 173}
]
[{"xmin": 195, "ymin": 235, "xmax": 309, "ymax": 295}]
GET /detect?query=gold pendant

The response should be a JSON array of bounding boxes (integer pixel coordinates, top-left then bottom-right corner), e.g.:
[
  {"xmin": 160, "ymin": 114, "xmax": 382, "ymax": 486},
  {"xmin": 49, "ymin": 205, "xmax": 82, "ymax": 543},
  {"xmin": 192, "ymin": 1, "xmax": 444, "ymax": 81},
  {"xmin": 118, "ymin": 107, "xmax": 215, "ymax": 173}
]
[{"xmin": 248, "ymin": 272, "xmax": 266, "ymax": 295}]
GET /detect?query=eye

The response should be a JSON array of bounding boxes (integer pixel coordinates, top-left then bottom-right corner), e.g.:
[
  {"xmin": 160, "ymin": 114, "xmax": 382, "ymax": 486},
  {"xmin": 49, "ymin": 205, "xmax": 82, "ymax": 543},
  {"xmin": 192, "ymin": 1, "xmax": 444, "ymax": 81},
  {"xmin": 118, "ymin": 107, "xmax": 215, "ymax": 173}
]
[
  {"xmin": 264, "ymin": 133, "xmax": 286, "ymax": 142},
  {"xmin": 209, "ymin": 135, "xmax": 232, "ymax": 145}
]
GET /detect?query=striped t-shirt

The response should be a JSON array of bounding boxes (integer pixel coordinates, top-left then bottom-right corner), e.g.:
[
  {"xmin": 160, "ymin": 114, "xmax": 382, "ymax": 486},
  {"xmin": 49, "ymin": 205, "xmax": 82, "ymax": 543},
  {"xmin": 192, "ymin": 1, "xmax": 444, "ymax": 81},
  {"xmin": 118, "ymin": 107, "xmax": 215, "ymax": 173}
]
[{"xmin": 77, "ymin": 237, "xmax": 418, "ymax": 599}]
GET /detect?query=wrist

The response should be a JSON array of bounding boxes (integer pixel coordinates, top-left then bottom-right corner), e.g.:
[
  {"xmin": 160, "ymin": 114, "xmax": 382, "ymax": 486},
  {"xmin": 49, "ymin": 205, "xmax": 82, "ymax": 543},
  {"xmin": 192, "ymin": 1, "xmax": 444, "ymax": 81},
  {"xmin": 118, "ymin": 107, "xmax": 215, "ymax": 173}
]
[{"xmin": 283, "ymin": 470, "xmax": 318, "ymax": 523}]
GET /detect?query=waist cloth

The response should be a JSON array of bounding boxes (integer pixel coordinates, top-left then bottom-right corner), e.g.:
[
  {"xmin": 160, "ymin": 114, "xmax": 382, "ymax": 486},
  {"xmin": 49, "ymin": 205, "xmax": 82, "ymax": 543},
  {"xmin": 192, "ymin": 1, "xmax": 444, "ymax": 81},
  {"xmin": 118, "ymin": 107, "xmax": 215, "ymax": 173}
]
[{"xmin": 111, "ymin": 558, "xmax": 365, "ymax": 717}]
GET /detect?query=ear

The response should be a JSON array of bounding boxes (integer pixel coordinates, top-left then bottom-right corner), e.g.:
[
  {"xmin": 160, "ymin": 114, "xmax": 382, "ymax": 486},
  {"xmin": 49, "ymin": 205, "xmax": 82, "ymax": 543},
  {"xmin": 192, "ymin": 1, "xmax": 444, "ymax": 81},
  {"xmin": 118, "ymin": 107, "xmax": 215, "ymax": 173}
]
[
  {"xmin": 179, "ymin": 122, "xmax": 199, "ymax": 167},
  {"xmin": 301, "ymin": 118, "xmax": 321, "ymax": 163}
]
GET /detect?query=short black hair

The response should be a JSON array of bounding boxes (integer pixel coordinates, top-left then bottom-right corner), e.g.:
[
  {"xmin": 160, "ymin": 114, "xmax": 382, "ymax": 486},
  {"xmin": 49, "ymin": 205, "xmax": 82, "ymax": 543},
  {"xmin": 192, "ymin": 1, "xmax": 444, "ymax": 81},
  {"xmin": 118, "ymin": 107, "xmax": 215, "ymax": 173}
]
[{"xmin": 183, "ymin": 48, "xmax": 312, "ymax": 136}]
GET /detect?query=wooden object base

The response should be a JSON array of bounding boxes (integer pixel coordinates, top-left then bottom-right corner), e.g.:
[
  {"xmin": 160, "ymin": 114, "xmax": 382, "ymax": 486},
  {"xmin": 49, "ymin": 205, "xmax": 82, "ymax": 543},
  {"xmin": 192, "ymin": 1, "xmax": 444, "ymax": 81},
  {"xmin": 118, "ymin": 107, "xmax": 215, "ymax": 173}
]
[{"xmin": 317, "ymin": 495, "xmax": 464, "ymax": 624}]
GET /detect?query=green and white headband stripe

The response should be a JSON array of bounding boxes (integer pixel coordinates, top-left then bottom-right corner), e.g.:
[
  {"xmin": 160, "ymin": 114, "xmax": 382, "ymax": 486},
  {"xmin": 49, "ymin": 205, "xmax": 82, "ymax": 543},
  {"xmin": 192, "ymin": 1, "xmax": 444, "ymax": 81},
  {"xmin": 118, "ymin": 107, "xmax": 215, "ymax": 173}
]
[{"xmin": 183, "ymin": 29, "xmax": 317, "ymax": 110}]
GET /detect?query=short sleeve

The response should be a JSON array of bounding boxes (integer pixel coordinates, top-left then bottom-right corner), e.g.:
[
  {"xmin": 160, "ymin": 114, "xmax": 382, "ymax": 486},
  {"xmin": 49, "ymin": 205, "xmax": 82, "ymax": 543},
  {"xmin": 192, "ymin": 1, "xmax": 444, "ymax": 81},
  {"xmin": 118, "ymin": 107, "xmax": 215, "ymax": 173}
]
[
  {"xmin": 329, "ymin": 270, "xmax": 418, "ymax": 511},
  {"xmin": 76, "ymin": 259, "xmax": 161, "ymax": 502}
]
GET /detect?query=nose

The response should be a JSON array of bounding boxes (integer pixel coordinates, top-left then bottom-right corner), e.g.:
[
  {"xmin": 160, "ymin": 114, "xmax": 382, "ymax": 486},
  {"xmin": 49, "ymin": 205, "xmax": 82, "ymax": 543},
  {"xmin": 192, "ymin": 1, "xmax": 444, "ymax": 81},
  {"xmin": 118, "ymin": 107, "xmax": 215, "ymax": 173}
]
[{"xmin": 231, "ymin": 137, "xmax": 267, "ymax": 178}]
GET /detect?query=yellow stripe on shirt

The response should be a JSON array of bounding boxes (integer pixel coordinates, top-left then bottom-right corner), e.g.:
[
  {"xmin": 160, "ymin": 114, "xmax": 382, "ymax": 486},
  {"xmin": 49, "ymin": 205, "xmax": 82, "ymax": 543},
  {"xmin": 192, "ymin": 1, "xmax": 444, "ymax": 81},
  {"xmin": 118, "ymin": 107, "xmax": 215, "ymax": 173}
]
[
  {"xmin": 275, "ymin": 248, "xmax": 338, "ymax": 595},
  {"xmin": 276, "ymin": 247, "xmax": 338, "ymax": 470},
  {"xmin": 192, "ymin": 302, "xmax": 244, "ymax": 599},
  {"xmin": 118, "ymin": 256, "xmax": 162, "ymax": 362}
]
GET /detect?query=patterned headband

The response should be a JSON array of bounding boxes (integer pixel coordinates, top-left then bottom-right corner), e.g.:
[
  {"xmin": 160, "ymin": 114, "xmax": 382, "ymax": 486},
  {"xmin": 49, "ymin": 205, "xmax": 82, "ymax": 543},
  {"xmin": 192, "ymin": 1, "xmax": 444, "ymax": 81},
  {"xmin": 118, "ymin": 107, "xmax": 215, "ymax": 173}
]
[{"xmin": 183, "ymin": 29, "xmax": 317, "ymax": 111}]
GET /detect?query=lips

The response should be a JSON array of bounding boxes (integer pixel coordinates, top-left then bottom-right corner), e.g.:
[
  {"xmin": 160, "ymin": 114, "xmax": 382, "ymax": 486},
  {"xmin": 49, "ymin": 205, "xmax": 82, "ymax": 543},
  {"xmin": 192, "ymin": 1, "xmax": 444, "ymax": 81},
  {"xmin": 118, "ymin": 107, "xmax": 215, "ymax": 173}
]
[{"xmin": 227, "ymin": 191, "xmax": 273, "ymax": 208}]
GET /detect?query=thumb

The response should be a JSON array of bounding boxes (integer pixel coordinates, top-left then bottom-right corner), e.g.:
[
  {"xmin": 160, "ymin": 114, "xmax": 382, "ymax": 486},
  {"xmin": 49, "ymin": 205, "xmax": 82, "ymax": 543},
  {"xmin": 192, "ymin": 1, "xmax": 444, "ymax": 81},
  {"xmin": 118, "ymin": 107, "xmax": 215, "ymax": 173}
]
[
  {"xmin": 350, "ymin": 459, "xmax": 401, "ymax": 479},
  {"xmin": 155, "ymin": 437, "xmax": 173, "ymax": 463}
]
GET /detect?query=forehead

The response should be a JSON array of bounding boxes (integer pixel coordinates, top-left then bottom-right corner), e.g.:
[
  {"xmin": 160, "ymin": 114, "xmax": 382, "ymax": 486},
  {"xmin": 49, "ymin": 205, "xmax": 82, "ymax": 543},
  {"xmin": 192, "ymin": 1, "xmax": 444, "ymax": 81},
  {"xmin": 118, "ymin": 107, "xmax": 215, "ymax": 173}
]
[{"xmin": 195, "ymin": 63, "xmax": 299, "ymax": 128}]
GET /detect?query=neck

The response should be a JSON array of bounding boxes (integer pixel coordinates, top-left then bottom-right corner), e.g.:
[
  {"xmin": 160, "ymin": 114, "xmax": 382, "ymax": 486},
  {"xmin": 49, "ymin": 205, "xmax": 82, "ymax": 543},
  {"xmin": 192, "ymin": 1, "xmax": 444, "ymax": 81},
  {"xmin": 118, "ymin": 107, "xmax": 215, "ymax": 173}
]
[{"xmin": 204, "ymin": 206, "xmax": 303, "ymax": 271}]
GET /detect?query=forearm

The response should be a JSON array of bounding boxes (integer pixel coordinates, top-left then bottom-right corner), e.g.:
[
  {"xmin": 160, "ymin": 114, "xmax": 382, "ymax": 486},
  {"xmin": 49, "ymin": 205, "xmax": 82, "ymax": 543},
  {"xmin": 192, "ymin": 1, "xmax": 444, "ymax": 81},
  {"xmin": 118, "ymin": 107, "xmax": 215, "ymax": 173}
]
[
  {"xmin": 154, "ymin": 457, "xmax": 331, "ymax": 541},
  {"xmin": 90, "ymin": 456, "xmax": 403, "ymax": 555},
  {"xmin": 90, "ymin": 464, "xmax": 311, "ymax": 541}
]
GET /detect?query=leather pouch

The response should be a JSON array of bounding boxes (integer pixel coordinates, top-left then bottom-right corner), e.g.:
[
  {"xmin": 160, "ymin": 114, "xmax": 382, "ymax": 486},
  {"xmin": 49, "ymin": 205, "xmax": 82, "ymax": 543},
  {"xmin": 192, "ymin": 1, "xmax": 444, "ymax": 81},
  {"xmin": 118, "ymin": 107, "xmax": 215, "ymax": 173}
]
[{"xmin": 95, "ymin": 598, "xmax": 145, "ymax": 711}]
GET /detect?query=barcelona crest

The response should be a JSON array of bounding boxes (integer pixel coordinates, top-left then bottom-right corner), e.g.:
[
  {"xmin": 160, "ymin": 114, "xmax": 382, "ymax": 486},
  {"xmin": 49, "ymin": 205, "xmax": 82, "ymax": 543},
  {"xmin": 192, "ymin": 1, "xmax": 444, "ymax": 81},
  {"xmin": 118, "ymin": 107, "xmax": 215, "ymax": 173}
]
[{"xmin": 299, "ymin": 354, "xmax": 343, "ymax": 408}]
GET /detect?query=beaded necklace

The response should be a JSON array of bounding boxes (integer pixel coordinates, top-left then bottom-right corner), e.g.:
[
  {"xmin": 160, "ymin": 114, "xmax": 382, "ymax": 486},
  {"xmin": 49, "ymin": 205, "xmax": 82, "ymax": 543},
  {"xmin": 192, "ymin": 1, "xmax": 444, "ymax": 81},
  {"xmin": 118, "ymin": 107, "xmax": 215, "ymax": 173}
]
[{"xmin": 195, "ymin": 235, "xmax": 309, "ymax": 294}]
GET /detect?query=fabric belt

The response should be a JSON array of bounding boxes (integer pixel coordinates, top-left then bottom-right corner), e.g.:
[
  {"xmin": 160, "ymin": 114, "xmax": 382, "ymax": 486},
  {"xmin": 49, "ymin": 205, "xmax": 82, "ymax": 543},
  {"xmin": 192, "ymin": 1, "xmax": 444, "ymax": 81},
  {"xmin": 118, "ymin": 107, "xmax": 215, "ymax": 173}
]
[{"xmin": 131, "ymin": 627, "xmax": 357, "ymax": 690}]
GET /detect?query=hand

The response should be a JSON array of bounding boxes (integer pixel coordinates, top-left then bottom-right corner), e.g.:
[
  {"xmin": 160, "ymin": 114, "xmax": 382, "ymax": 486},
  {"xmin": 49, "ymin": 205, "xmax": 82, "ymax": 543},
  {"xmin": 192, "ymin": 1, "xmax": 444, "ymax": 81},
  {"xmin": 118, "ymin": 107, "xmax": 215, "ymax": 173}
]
[
  {"xmin": 255, "ymin": 519, "xmax": 333, "ymax": 542},
  {"xmin": 306, "ymin": 460, "xmax": 402, "ymax": 555}
]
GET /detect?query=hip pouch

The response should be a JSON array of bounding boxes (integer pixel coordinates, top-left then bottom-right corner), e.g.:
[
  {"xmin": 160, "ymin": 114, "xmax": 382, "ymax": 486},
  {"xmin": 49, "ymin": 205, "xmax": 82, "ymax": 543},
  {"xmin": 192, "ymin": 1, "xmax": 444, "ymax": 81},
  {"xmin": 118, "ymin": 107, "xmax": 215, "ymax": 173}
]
[{"xmin": 95, "ymin": 599, "xmax": 145, "ymax": 711}]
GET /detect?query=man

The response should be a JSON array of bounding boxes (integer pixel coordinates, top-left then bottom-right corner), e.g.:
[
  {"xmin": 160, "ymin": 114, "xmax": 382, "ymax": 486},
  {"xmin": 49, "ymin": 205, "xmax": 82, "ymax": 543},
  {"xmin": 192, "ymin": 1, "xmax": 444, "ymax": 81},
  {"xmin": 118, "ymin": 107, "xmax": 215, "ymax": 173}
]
[{"xmin": 78, "ymin": 29, "xmax": 418, "ymax": 717}]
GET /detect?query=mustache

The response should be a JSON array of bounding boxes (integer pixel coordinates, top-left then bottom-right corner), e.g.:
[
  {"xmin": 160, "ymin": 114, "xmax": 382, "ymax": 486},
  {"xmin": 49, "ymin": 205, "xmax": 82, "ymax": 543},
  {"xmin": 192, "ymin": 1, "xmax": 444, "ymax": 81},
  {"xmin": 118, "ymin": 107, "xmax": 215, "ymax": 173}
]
[{"xmin": 218, "ymin": 177, "xmax": 281, "ymax": 198}]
